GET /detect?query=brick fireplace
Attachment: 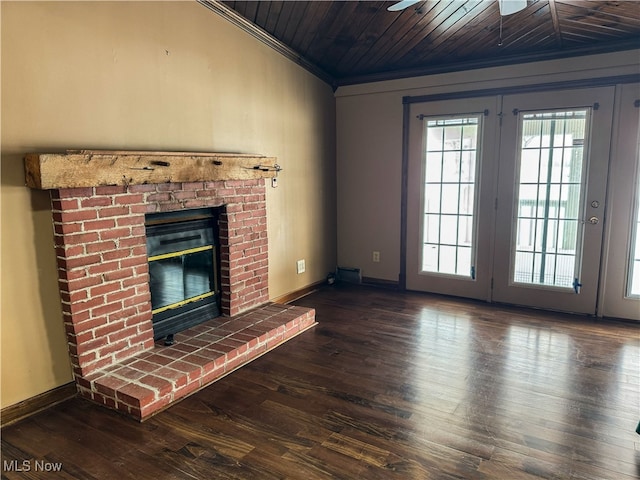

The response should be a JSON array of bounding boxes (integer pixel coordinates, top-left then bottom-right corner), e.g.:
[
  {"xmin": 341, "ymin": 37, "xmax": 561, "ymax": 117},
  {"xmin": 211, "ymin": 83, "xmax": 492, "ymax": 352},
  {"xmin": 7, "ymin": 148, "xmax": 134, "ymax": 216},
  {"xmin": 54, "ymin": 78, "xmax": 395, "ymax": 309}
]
[{"xmin": 28, "ymin": 152, "xmax": 316, "ymax": 420}]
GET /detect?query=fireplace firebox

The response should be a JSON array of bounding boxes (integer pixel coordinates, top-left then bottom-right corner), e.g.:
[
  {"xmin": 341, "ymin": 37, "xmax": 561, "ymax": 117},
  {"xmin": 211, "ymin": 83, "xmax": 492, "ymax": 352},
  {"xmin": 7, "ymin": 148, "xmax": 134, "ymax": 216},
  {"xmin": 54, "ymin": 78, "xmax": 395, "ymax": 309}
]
[{"xmin": 145, "ymin": 207, "xmax": 221, "ymax": 343}]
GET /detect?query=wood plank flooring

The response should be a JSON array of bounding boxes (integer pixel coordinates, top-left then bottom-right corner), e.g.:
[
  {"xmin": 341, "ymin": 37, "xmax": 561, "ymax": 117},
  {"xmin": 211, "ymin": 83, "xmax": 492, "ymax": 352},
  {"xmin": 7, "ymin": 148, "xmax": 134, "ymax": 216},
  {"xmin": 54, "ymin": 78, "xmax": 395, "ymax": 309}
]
[{"xmin": 2, "ymin": 284, "xmax": 639, "ymax": 479}]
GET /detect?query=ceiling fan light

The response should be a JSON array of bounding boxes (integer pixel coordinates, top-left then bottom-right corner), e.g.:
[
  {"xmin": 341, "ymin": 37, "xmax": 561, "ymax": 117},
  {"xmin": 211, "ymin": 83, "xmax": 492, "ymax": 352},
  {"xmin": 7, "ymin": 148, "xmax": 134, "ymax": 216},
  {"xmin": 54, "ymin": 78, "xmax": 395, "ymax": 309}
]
[{"xmin": 498, "ymin": 0, "xmax": 527, "ymax": 16}]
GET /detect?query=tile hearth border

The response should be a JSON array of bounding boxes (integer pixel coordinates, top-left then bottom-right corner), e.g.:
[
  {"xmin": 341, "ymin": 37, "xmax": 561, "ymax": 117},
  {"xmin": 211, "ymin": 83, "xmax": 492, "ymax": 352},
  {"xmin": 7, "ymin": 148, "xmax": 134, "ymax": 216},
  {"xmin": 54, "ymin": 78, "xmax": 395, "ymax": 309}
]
[{"xmin": 76, "ymin": 303, "xmax": 316, "ymax": 421}]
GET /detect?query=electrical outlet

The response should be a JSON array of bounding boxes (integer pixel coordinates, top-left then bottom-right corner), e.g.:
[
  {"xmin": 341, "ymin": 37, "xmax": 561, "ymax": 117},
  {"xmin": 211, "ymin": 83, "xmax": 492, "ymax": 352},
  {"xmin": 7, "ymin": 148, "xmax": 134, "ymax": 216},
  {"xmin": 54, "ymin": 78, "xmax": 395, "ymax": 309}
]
[
  {"xmin": 296, "ymin": 259, "xmax": 306, "ymax": 274},
  {"xmin": 372, "ymin": 251, "xmax": 380, "ymax": 263}
]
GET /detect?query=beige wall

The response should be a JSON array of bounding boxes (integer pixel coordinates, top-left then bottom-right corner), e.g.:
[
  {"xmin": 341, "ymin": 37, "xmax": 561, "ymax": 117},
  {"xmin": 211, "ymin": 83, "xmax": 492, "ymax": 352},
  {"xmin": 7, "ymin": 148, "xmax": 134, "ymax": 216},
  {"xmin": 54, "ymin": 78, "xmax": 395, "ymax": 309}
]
[
  {"xmin": 0, "ymin": 1, "xmax": 336, "ymax": 408},
  {"xmin": 335, "ymin": 51, "xmax": 640, "ymax": 283}
]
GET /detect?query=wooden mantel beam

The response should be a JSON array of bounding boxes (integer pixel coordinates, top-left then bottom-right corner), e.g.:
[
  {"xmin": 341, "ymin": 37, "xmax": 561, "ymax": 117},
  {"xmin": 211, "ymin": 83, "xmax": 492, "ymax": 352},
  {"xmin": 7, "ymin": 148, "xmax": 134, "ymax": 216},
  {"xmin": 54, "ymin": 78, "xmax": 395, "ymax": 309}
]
[{"xmin": 24, "ymin": 150, "xmax": 279, "ymax": 190}]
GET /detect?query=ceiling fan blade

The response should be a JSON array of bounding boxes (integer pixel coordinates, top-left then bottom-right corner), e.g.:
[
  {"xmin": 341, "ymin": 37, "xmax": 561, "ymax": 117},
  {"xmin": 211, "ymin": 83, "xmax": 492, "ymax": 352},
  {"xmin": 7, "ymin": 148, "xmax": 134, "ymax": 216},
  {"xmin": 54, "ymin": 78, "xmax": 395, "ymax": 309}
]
[
  {"xmin": 498, "ymin": 0, "xmax": 527, "ymax": 16},
  {"xmin": 387, "ymin": 0, "xmax": 422, "ymax": 12}
]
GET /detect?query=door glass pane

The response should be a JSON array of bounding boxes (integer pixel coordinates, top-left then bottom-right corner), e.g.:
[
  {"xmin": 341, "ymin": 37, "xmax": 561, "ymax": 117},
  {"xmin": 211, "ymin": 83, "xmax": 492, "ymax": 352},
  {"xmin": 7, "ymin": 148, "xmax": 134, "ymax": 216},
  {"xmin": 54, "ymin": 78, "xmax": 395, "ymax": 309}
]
[
  {"xmin": 628, "ymin": 160, "xmax": 640, "ymax": 297},
  {"xmin": 422, "ymin": 116, "xmax": 480, "ymax": 277},
  {"xmin": 512, "ymin": 110, "xmax": 588, "ymax": 288}
]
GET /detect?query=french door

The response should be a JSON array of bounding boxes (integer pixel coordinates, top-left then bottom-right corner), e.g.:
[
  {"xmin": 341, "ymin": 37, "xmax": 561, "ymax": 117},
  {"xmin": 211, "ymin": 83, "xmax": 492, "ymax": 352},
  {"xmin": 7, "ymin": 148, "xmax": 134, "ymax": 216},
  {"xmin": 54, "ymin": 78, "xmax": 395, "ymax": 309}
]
[
  {"xmin": 492, "ymin": 87, "xmax": 614, "ymax": 314},
  {"xmin": 406, "ymin": 97, "xmax": 498, "ymax": 300},
  {"xmin": 600, "ymin": 83, "xmax": 640, "ymax": 320},
  {"xmin": 406, "ymin": 86, "xmax": 616, "ymax": 315}
]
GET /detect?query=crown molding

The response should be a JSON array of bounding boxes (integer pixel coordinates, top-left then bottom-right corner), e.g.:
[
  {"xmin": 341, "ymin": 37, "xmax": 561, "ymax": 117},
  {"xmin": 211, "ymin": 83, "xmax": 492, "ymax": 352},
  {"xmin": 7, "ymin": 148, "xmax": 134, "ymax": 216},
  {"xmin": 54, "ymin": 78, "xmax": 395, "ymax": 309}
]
[{"xmin": 336, "ymin": 41, "xmax": 640, "ymax": 87}]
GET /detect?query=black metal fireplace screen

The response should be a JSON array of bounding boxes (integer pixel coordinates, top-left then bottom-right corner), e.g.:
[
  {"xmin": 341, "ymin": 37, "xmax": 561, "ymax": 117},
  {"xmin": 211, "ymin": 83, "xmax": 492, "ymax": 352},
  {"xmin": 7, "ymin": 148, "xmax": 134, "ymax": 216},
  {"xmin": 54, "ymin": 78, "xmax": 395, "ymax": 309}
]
[{"xmin": 145, "ymin": 207, "xmax": 221, "ymax": 342}]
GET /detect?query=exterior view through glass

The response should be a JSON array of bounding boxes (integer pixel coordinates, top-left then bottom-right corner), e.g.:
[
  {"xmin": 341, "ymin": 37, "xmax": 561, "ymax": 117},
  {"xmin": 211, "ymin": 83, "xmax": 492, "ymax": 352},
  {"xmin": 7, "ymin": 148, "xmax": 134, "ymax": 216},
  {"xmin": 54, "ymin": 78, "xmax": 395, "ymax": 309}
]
[
  {"xmin": 422, "ymin": 116, "xmax": 480, "ymax": 277},
  {"xmin": 512, "ymin": 109, "xmax": 588, "ymax": 289},
  {"xmin": 629, "ymin": 161, "xmax": 640, "ymax": 297}
]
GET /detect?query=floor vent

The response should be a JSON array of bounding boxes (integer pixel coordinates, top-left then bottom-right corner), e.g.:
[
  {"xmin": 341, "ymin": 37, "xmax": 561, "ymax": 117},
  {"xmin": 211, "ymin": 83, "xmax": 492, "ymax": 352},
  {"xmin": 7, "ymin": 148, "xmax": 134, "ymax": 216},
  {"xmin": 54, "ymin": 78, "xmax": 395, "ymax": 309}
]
[{"xmin": 336, "ymin": 267, "xmax": 362, "ymax": 284}]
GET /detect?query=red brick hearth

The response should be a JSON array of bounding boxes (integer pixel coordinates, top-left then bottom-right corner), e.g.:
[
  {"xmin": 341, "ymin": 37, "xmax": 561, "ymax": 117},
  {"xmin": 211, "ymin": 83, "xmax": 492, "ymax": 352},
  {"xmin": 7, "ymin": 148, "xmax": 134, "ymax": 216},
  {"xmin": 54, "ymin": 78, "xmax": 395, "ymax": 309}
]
[
  {"xmin": 47, "ymin": 177, "xmax": 316, "ymax": 420},
  {"xmin": 80, "ymin": 303, "xmax": 316, "ymax": 420}
]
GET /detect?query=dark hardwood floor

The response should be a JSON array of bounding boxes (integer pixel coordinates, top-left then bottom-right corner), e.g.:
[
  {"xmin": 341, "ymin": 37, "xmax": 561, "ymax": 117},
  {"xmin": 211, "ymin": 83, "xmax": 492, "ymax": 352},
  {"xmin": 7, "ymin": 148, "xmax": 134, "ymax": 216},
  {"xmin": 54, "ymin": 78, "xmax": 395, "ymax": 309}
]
[{"xmin": 2, "ymin": 284, "xmax": 639, "ymax": 479}]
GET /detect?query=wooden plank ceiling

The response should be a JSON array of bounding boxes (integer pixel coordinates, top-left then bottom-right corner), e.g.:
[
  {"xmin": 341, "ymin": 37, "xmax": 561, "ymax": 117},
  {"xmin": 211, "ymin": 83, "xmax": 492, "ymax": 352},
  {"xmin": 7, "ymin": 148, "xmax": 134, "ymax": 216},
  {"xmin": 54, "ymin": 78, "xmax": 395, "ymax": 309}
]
[{"xmin": 204, "ymin": 0, "xmax": 639, "ymax": 87}]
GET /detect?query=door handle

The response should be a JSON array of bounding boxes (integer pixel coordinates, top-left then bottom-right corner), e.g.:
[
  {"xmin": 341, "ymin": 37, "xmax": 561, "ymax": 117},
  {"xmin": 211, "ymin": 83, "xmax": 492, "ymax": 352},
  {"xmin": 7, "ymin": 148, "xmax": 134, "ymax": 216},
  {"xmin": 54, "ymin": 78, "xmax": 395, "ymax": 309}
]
[{"xmin": 573, "ymin": 278, "xmax": 582, "ymax": 294}]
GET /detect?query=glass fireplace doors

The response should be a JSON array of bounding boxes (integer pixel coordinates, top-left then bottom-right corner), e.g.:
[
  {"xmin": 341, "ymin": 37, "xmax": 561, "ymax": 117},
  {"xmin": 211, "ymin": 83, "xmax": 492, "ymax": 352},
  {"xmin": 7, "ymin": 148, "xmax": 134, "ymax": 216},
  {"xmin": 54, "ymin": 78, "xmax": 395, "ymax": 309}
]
[{"xmin": 146, "ymin": 208, "xmax": 221, "ymax": 342}]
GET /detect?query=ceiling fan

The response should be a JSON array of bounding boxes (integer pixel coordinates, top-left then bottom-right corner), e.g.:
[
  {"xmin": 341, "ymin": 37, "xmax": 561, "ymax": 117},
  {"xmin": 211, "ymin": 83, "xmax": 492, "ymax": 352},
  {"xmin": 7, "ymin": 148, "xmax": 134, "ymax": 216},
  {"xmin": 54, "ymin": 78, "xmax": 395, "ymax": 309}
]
[{"xmin": 387, "ymin": 0, "xmax": 527, "ymax": 16}]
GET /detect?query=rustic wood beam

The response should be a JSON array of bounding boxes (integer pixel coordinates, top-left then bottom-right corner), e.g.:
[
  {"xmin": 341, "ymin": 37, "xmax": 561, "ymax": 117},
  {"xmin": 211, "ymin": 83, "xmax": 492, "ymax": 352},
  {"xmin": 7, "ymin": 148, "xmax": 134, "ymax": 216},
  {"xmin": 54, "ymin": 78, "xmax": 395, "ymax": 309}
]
[{"xmin": 24, "ymin": 150, "xmax": 279, "ymax": 190}]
